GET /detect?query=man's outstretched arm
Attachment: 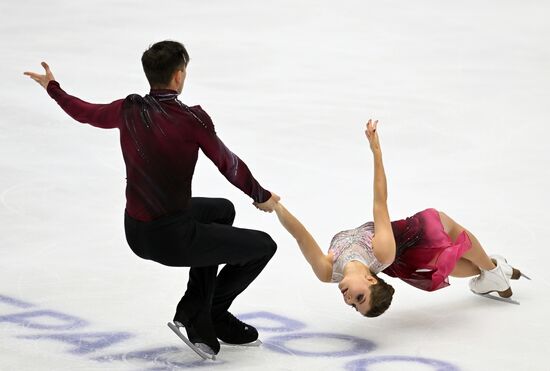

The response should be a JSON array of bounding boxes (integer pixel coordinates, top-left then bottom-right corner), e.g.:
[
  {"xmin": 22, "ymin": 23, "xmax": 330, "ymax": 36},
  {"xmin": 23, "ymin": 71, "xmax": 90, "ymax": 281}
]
[
  {"xmin": 193, "ymin": 107, "xmax": 279, "ymax": 211},
  {"xmin": 25, "ymin": 62, "xmax": 123, "ymax": 129}
]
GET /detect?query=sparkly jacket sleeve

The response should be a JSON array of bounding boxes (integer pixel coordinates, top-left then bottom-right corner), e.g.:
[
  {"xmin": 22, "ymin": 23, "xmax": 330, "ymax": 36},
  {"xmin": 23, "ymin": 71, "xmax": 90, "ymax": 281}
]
[
  {"xmin": 190, "ymin": 105, "xmax": 272, "ymax": 204},
  {"xmin": 46, "ymin": 81, "xmax": 123, "ymax": 129}
]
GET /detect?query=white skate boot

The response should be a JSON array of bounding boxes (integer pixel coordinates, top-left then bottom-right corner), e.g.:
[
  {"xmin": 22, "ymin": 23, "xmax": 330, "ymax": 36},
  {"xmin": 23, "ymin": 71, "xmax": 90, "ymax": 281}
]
[
  {"xmin": 490, "ymin": 254, "xmax": 531, "ymax": 280},
  {"xmin": 469, "ymin": 261, "xmax": 512, "ymax": 298}
]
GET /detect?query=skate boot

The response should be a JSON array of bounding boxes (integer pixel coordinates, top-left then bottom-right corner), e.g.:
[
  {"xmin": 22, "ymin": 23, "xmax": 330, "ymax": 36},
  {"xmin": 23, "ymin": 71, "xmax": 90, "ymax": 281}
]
[
  {"xmin": 169, "ymin": 309, "xmax": 220, "ymax": 359},
  {"xmin": 490, "ymin": 254, "xmax": 530, "ymax": 280},
  {"xmin": 214, "ymin": 311, "xmax": 260, "ymax": 346},
  {"xmin": 469, "ymin": 261, "xmax": 512, "ymax": 298}
]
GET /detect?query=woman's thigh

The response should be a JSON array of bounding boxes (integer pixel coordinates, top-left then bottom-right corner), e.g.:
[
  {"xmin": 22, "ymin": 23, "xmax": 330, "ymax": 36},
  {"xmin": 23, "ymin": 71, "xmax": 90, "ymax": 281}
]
[{"xmin": 437, "ymin": 210, "xmax": 465, "ymax": 242}]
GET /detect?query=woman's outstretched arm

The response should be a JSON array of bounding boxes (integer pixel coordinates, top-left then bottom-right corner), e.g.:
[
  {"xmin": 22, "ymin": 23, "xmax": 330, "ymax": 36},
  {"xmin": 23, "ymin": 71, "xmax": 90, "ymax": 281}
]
[
  {"xmin": 365, "ymin": 120, "xmax": 396, "ymax": 264},
  {"xmin": 273, "ymin": 202, "xmax": 333, "ymax": 282}
]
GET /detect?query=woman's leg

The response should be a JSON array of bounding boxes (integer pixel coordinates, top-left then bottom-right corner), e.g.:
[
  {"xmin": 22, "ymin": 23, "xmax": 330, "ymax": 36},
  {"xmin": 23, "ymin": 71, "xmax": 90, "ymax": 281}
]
[
  {"xmin": 438, "ymin": 210, "xmax": 513, "ymax": 297},
  {"xmin": 450, "ymin": 258, "xmax": 480, "ymax": 277},
  {"xmin": 438, "ymin": 211, "xmax": 495, "ymax": 271}
]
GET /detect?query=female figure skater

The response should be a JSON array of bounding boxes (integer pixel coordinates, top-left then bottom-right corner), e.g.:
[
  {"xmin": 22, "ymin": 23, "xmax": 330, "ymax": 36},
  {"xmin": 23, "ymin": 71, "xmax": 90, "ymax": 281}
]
[{"xmin": 268, "ymin": 119, "xmax": 525, "ymax": 317}]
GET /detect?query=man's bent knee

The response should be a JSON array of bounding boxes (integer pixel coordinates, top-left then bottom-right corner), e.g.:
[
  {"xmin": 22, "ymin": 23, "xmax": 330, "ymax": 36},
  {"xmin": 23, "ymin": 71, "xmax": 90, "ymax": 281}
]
[
  {"xmin": 259, "ymin": 232, "xmax": 277, "ymax": 258},
  {"xmin": 218, "ymin": 198, "xmax": 236, "ymax": 225}
]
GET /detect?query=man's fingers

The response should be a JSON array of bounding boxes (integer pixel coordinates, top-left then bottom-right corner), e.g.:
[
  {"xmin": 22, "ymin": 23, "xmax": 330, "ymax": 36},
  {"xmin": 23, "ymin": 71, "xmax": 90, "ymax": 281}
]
[
  {"xmin": 26, "ymin": 74, "xmax": 40, "ymax": 82},
  {"xmin": 24, "ymin": 72, "xmax": 45, "ymax": 85},
  {"xmin": 41, "ymin": 62, "xmax": 55, "ymax": 80},
  {"xmin": 27, "ymin": 75, "xmax": 41, "ymax": 83}
]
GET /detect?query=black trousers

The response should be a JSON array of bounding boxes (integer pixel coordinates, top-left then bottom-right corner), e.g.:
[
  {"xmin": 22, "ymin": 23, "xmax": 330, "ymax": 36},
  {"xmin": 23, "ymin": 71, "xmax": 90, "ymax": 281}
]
[{"xmin": 124, "ymin": 197, "xmax": 277, "ymax": 321}]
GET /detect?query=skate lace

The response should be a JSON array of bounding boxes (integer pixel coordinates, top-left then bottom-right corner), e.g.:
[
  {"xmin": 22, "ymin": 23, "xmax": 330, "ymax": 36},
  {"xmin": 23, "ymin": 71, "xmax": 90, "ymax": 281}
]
[{"xmin": 224, "ymin": 312, "xmax": 248, "ymax": 331}]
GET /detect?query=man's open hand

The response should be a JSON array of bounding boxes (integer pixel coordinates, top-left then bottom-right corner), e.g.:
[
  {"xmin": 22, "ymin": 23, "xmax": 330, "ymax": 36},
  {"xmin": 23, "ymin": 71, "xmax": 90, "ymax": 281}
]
[{"xmin": 24, "ymin": 62, "xmax": 55, "ymax": 89}]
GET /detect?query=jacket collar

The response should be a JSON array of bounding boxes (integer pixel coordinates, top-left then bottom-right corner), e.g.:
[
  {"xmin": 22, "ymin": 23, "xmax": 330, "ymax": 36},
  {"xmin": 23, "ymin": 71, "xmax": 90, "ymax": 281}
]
[{"xmin": 149, "ymin": 89, "xmax": 179, "ymax": 101}]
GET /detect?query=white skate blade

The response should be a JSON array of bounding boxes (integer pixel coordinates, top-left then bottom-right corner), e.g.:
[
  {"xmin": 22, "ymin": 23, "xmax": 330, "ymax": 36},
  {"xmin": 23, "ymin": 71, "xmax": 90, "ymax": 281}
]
[
  {"xmin": 220, "ymin": 339, "xmax": 262, "ymax": 347},
  {"xmin": 472, "ymin": 292, "xmax": 520, "ymax": 305},
  {"xmin": 167, "ymin": 322, "xmax": 217, "ymax": 360}
]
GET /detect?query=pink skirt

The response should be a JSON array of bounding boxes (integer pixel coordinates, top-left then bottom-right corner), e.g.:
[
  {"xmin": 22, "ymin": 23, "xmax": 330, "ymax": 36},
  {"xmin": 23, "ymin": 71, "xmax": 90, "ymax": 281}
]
[{"xmin": 383, "ymin": 208, "xmax": 471, "ymax": 291}]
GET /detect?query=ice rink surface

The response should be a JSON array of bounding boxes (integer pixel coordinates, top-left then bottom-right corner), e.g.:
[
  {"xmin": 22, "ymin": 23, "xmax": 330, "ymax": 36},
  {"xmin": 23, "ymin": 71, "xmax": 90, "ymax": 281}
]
[{"xmin": 1, "ymin": 1, "xmax": 550, "ymax": 370}]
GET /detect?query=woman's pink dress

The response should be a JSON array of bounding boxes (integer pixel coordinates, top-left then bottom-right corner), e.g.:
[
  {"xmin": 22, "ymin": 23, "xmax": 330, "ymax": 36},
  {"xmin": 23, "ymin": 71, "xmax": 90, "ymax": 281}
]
[{"xmin": 383, "ymin": 208, "xmax": 471, "ymax": 291}]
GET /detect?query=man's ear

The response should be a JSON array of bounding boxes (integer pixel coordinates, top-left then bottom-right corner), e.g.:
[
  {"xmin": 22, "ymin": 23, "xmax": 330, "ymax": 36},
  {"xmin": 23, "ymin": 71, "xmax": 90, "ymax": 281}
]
[{"xmin": 173, "ymin": 69, "xmax": 183, "ymax": 85}]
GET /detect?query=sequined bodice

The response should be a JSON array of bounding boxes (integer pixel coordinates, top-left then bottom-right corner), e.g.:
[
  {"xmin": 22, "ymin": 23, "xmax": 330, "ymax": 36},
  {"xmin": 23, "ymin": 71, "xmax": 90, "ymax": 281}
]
[{"xmin": 328, "ymin": 222, "xmax": 390, "ymax": 282}]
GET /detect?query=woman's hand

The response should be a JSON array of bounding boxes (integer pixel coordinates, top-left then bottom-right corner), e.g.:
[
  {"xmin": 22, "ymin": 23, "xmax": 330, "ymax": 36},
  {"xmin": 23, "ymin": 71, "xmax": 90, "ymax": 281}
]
[
  {"xmin": 24, "ymin": 62, "xmax": 55, "ymax": 89},
  {"xmin": 364, "ymin": 119, "xmax": 381, "ymax": 153},
  {"xmin": 253, "ymin": 192, "xmax": 281, "ymax": 213}
]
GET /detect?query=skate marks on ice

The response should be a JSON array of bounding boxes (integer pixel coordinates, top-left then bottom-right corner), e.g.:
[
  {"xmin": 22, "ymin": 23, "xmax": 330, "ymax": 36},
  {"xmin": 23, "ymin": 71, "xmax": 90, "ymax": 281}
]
[
  {"xmin": 167, "ymin": 321, "xmax": 217, "ymax": 361},
  {"xmin": 219, "ymin": 339, "xmax": 262, "ymax": 347},
  {"xmin": 167, "ymin": 311, "xmax": 375, "ymax": 360},
  {"xmin": 0, "ymin": 294, "xmax": 461, "ymax": 370},
  {"xmin": 472, "ymin": 292, "xmax": 520, "ymax": 305},
  {"xmin": 0, "ymin": 180, "xmax": 55, "ymax": 216},
  {"xmin": 0, "ymin": 294, "xmax": 216, "ymax": 369},
  {"xmin": 95, "ymin": 346, "xmax": 222, "ymax": 370},
  {"xmin": 345, "ymin": 356, "xmax": 460, "ymax": 371},
  {"xmin": 166, "ymin": 320, "xmax": 261, "ymax": 362}
]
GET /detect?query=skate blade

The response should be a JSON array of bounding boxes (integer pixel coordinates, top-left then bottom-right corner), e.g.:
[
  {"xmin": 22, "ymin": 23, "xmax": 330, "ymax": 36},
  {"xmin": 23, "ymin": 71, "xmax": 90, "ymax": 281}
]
[
  {"xmin": 220, "ymin": 339, "xmax": 262, "ymax": 347},
  {"xmin": 472, "ymin": 291, "xmax": 520, "ymax": 305},
  {"xmin": 167, "ymin": 322, "xmax": 217, "ymax": 360},
  {"xmin": 511, "ymin": 268, "xmax": 532, "ymax": 281}
]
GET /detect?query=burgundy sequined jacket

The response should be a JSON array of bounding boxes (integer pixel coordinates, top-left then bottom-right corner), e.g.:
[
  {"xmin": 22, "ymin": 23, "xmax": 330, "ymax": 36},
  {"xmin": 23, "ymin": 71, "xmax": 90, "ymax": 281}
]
[{"xmin": 46, "ymin": 81, "xmax": 271, "ymax": 221}]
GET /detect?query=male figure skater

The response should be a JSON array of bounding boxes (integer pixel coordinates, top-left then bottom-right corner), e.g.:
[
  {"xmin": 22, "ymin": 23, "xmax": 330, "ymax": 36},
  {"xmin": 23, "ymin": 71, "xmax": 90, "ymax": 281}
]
[{"xmin": 25, "ymin": 40, "xmax": 279, "ymax": 358}]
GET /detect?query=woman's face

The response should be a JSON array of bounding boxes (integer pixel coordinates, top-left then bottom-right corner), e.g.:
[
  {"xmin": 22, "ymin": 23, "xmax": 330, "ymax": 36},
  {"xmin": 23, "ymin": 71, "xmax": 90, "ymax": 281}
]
[{"xmin": 338, "ymin": 274, "xmax": 377, "ymax": 316}]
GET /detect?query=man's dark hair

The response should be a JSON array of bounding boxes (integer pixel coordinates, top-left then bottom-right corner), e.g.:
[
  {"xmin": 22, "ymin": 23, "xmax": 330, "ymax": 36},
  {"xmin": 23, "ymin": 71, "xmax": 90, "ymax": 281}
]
[
  {"xmin": 365, "ymin": 274, "xmax": 395, "ymax": 318},
  {"xmin": 141, "ymin": 41, "xmax": 189, "ymax": 88}
]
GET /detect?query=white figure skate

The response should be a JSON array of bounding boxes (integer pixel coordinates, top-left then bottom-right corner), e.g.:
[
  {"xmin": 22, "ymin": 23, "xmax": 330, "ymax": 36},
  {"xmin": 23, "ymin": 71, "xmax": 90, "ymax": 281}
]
[
  {"xmin": 490, "ymin": 254, "xmax": 531, "ymax": 281},
  {"xmin": 469, "ymin": 261, "xmax": 519, "ymax": 305}
]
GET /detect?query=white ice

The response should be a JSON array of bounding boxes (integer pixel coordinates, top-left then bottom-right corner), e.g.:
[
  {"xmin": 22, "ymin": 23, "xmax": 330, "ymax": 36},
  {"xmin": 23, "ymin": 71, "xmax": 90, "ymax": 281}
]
[{"xmin": 1, "ymin": 1, "xmax": 550, "ymax": 370}]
